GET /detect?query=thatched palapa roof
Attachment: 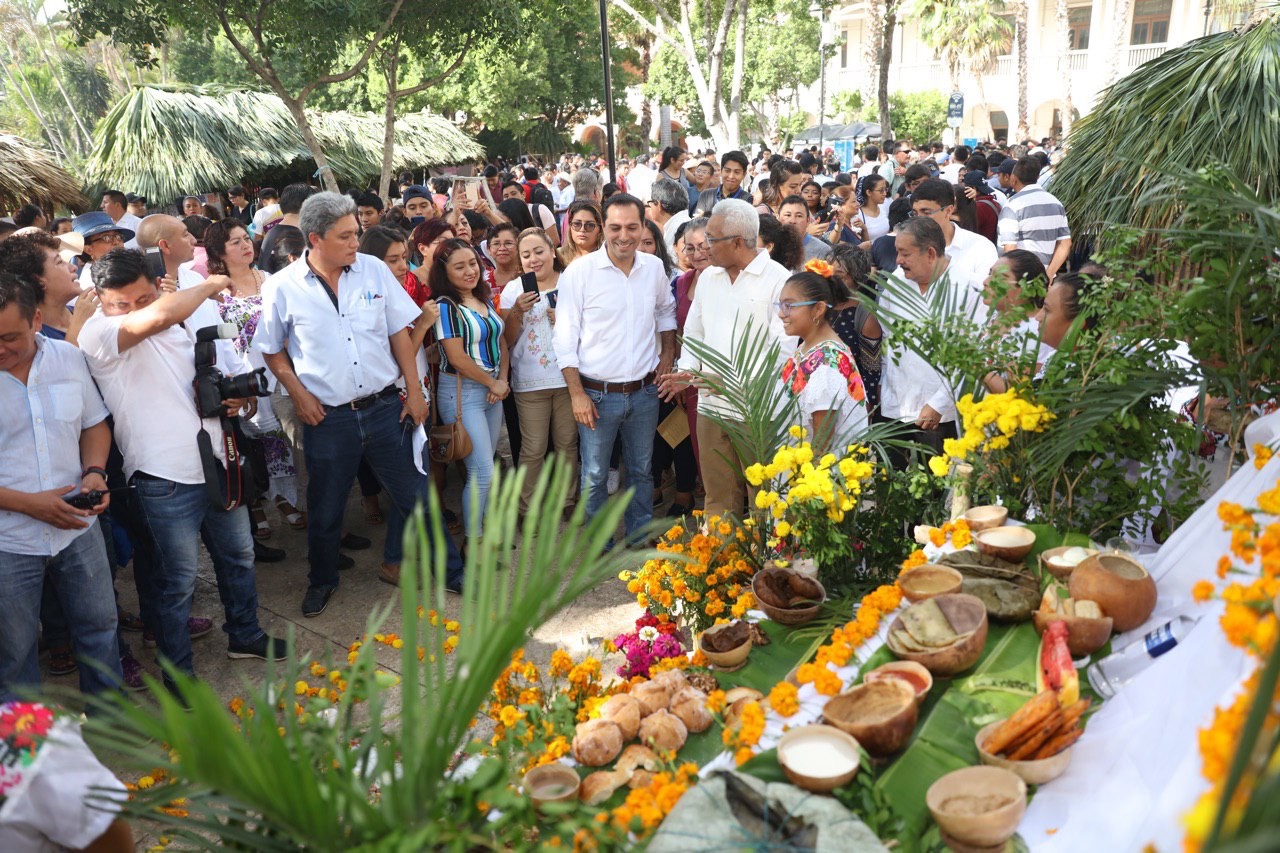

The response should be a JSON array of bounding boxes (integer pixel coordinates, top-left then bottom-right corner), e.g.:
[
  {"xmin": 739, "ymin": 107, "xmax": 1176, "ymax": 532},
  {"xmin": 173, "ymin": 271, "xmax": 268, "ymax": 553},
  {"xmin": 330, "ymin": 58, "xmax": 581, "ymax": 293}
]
[
  {"xmin": 0, "ymin": 134, "xmax": 88, "ymax": 213},
  {"xmin": 83, "ymin": 85, "xmax": 484, "ymax": 201}
]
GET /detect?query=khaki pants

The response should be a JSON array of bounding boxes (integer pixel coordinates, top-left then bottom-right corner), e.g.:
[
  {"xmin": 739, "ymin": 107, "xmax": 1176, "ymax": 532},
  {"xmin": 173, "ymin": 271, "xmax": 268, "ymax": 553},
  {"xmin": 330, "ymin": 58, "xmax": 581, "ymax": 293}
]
[
  {"xmin": 271, "ymin": 390, "xmax": 307, "ymax": 510},
  {"xmin": 513, "ymin": 387, "xmax": 579, "ymax": 513},
  {"xmin": 697, "ymin": 416, "xmax": 746, "ymax": 520}
]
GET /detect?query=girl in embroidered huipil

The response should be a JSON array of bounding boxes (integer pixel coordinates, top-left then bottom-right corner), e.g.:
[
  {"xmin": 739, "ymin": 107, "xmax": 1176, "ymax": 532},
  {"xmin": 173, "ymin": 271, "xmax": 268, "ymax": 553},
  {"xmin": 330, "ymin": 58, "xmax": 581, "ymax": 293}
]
[{"xmin": 777, "ymin": 266, "xmax": 869, "ymax": 451}]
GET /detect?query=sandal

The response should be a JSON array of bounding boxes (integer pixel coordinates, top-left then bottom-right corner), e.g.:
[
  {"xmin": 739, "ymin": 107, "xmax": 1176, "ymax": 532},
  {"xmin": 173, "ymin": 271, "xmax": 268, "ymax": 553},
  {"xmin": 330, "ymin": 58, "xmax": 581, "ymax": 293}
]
[
  {"xmin": 362, "ymin": 495, "xmax": 385, "ymax": 525},
  {"xmin": 250, "ymin": 504, "xmax": 272, "ymax": 540},
  {"xmin": 275, "ymin": 497, "xmax": 307, "ymax": 530},
  {"xmin": 48, "ymin": 646, "xmax": 77, "ymax": 676}
]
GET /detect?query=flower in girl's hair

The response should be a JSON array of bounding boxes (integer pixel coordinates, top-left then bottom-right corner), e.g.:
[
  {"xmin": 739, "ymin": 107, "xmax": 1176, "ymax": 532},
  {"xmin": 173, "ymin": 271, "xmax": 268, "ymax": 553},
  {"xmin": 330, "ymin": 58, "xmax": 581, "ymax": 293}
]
[{"xmin": 804, "ymin": 259, "xmax": 833, "ymax": 278}]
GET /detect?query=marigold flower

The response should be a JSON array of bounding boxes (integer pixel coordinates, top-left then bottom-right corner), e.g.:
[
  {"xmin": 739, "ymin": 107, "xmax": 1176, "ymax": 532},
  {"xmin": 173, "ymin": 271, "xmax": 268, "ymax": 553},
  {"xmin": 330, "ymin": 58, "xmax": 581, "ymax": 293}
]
[
  {"xmin": 1192, "ymin": 580, "xmax": 1215, "ymax": 603},
  {"xmin": 1254, "ymin": 444, "xmax": 1274, "ymax": 470}
]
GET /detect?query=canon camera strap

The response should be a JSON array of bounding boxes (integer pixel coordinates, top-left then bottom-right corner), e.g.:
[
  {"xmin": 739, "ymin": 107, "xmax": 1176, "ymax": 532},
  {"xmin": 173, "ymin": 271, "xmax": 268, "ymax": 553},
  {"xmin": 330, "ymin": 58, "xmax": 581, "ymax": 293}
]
[{"xmin": 197, "ymin": 414, "xmax": 246, "ymax": 511}]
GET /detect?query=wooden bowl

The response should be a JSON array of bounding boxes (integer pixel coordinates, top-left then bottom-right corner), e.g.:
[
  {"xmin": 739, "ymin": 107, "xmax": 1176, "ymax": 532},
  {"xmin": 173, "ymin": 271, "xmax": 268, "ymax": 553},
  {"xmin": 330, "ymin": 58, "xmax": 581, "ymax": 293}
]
[
  {"xmin": 974, "ymin": 526, "xmax": 1037, "ymax": 562},
  {"xmin": 776, "ymin": 725, "xmax": 861, "ymax": 793},
  {"xmin": 1068, "ymin": 552, "xmax": 1157, "ymax": 632},
  {"xmin": 1039, "ymin": 545, "xmax": 1099, "ymax": 581},
  {"xmin": 886, "ymin": 594, "xmax": 989, "ymax": 676},
  {"xmin": 823, "ymin": 679, "xmax": 918, "ymax": 758},
  {"xmin": 1032, "ymin": 611, "xmax": 1114, "ymax": 657},
  {"xmin": 698, "ymin": 622, "xmax": 752, "ymax": 669},
  {"xmin": 522, "ymin": 763, "xmax": 581, "ymax": 808},
  {"xmin": 751, "ymin": 569, "xmax": 826, "ymax": 625},
  {"xmin": 974, "ymin": 720, "xmax": 1073, "ymax": 785},
  {"xmin": 926, "ymin": 766, "xmax": 1027, "ymax": 849},
  {"xmin": 899, "ymin": 564, "xmax": 964, "ymax": 603},
  {"xmin": 862, "ymin": 661, "xmax": 933, "ymax": 706},
  {"xmin": 963, "ymin": 505, "xmax": 1009, "ymax": 532}
]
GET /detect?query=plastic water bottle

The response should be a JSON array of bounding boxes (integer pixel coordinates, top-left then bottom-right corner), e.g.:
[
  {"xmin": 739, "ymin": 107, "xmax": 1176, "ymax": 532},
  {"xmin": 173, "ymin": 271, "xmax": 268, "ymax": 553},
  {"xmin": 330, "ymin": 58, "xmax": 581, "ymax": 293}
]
[{"xmin": 1086, "ymin": 615, "xmax": 1199, "ymax": 699}]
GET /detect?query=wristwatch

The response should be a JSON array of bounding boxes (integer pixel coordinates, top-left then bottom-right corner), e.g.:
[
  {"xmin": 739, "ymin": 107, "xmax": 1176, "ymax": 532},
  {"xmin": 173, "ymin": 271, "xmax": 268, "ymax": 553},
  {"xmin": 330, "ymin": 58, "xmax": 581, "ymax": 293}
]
[{"xmin": 82, "ymin": 466, "xmax": 108, "ymax": 481}]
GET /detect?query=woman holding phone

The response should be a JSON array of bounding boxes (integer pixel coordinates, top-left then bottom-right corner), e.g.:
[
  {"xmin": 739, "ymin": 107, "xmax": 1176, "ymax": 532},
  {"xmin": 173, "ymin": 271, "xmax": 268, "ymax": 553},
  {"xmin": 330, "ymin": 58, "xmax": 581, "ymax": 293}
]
[{"xmin": 499, "ymin": 228, "xmax": 577, "ymax": 514}]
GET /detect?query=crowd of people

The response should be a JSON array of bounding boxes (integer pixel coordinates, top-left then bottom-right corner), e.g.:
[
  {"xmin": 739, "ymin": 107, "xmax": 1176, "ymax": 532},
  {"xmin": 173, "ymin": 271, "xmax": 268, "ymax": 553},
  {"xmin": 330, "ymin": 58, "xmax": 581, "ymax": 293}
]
[{"xmin": 0, "ymin": 135, "xmax": 1082, "ymax": 707}]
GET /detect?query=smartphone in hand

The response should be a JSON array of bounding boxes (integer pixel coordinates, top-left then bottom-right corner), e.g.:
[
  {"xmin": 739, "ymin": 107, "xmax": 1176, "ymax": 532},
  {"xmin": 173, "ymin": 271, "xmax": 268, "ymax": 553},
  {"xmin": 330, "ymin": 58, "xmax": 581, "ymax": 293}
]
[{"xmin": 520, "ymin": 272, "xmax": 539, "ymax": 295}]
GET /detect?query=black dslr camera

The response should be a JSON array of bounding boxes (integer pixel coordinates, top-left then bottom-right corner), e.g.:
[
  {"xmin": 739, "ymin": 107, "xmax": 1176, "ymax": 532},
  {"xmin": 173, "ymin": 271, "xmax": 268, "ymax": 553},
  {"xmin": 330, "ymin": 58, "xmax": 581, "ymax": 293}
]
[{"xmin": 193, "ymin": 324, "xmax": 269, "ymax": 418}]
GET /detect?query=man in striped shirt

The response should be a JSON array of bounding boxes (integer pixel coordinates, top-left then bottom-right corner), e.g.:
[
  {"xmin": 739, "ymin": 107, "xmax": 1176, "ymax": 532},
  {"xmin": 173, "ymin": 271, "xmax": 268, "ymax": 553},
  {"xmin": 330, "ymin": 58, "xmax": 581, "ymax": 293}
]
[{"xmin": 997, "ymin": 157, "xmax": 1072, "ymax": 280}]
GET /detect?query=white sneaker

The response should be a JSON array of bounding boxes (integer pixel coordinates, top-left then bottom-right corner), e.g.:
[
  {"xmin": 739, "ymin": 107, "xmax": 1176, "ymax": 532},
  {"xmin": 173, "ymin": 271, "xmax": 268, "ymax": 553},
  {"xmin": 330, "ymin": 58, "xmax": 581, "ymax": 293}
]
[{"xmin": 607, "ymin": 468, "xmax": 621, "ymax": 495}]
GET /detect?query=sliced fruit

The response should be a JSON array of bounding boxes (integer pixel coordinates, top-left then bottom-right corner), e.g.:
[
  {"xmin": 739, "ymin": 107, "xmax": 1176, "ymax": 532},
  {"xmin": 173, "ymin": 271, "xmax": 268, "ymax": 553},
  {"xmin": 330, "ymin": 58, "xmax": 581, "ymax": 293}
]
[{"xmin": 1036, "ymin": 621, "xmax": 1079, "ymax": 707}]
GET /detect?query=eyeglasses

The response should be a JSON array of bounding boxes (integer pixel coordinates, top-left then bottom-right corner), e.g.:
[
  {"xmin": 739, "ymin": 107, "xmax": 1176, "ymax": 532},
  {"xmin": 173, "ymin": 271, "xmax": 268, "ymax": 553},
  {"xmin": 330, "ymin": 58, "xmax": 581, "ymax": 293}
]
[
  {"xmin": 705, "ymin": 233, "xmax": 741, "ymax": 244},
  {"xmin": 772, "ymin": 300, "xmax": 820, "ymax": 314},
  {"xmin": 489, "ymin": 240, "xmax": 517, "ymax": 249},
  {"xmin": 570, "ymin": 221, "xmax": 599, "ymax": 231},
  {"xmin": 683, "ymin": 243, "xmax": 709, "ymax": 255},
  {"xmin": 909, "ymin": 207, "xmax": 942, "ymax": 218},
  {"xmin": 88, "ymin": 232, "xmax": 123, "ymax": 246}
]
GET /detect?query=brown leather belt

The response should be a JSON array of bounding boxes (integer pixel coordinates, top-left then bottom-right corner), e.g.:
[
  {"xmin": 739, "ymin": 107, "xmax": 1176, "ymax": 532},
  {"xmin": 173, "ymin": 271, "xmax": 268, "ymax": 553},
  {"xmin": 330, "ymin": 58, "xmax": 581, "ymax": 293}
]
[{"xmin": 579, "ymin": 372, "xmax": 656, "ymax": 394}]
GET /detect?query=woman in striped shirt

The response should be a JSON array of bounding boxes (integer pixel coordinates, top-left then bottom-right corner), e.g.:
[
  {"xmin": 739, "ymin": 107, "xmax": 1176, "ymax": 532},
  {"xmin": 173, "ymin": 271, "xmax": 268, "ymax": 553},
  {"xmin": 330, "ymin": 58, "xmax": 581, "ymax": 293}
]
[{"xmin": 428, "ymin": 238, "xmax": 510, "ymax": 537}]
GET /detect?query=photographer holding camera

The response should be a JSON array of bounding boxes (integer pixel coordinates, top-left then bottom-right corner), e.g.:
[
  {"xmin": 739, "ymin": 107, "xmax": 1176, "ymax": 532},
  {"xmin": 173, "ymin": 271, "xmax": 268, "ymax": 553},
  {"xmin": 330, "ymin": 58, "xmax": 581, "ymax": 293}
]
[
  {"xmin": 77, "ymin": 248, "xmax": 286, "ymax": 690},
  {"xmin": 0, "ymin": 273, "xmax": 123, "ymax": 702}
]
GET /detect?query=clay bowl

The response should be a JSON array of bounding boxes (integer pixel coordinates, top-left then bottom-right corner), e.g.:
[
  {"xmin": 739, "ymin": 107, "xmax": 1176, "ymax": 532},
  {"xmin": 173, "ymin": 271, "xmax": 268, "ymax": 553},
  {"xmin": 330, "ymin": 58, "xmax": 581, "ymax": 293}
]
[
  {"xmin": 823, "ymin": 679, "xmax": 918, "ymax": 758},
  {"xmin": 963, "ymin": 505, "xmax": 1009, "ymax": 532},
  {"xmin": 974, "ymin": 526, "xmax": 1038, "ymax": 562},
  {"xmin": 1038, "ymin": 545, "xmax": 1099, "ymax": 582},
  {"xmin": 974, "ymin": 720, "xmax": 1073, "ymax": 786},
  {"xmin": 1032, "ymin": 611, "xmax": 1114, "ymax": 657},
  {"xmin": 899, "ymin": 564, "xmax": 964, "ymax": 603},
  {"xmin": 752, "ymin": 568, "xmax": 827, "ymax": 625},
  {"xmin": 886, "ymin": 593, "xmax": 989, "ymax": 676},
  {"xmin": 776, "ymin": 724, "xmax": 862, "ymax": 793},
  {"xmin": 926, "ymin": 766, "xmax": 1027, "ymax": 849},
  {"xmin": 522, "ymin": 763, "xmax": 581, "ymax": 808},
  {"xmin": 862, "ymin": 661, "xmax": 934, "ymax": 706},
  {"xmin": 698, "ymin": 621, "xmax": 752, "ymax": 669},
  {"xmin": 1068, "ymin": 551, "xmax": 1157, "ymax": 633}
]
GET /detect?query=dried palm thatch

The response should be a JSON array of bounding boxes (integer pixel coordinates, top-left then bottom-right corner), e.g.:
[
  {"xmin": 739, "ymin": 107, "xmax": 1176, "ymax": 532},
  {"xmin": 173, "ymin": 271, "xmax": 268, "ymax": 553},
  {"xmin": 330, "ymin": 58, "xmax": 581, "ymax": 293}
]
[
  {"xmin": 82, "ymin": 85, "xmax": 483, "ymax": 201},
  {"xmin": 0, "ymin": 134, "xmax": 88, "ymax": 213},
  {"xmin": 1052, "ymin": 10, "xmax": 1280, "ymax": 243}
]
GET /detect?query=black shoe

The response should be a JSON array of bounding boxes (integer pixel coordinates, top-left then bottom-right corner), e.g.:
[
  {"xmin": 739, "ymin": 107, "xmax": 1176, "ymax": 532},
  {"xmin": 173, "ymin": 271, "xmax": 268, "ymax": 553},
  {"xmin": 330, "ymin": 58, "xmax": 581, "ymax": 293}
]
[
  {"xmin": 340, "ymin": 532, "xmax": 371, "ymax": 550},
  {"xmin": 228, "ymin": 634, "xmax": 290, "ymax": 661},
  {"xmin": 254, "ymin": 541, "xmax": 286, "ymax": 563},
  {"xmin": 445, "ymin": 578, "xmax": 464, "ymax": 594},
  {"xmin": 301, "ymin": 586, "xmax": 335, "ymax": 617},
  {"xmin": 666, "ymin": 503, "xmax": 693, "ymax": 518},
  {"xmin": 338, "ymin": 553, "xmax": 355, "ymax": 571}
]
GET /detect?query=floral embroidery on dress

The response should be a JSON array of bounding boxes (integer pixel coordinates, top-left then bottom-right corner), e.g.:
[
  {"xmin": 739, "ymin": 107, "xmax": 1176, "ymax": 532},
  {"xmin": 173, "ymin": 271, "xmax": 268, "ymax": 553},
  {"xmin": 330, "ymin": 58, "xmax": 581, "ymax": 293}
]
[{"xmin": 781, "ymin": 340, "xmax": 866, "ymax": 403}]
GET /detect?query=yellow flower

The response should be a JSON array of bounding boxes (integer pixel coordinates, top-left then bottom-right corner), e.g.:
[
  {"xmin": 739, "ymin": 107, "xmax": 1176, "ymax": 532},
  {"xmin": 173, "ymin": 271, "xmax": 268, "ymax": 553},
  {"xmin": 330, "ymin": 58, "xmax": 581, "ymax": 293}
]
[
  {"xmin": 789, "ymin": 425, "xmax": 806, "ymax": 439},
  {"xmin": 929, "ymin": 454, "xmax": 951, "ymax": 477},
  {"xmin": 293, "ymin": 680, "xmax": 309, "ymax": 696},
  {"xmin": 775, "ymin": 521, "xmax": 792, "ymax": 538},
  {"xmin": 1254, "ymin": 444, "xmax": 1274, "ymax": 470},
  {"xmin": 768, "ymin": 682, "xmax": 800, "ymax": 717}
]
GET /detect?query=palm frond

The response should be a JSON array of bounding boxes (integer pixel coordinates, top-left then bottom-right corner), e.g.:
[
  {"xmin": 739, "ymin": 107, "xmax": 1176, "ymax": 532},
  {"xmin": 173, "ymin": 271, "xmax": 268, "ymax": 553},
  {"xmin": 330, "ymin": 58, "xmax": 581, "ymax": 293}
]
[
  {"xmin": 82, "ymin": 84, "xmax": 485, "ymax": 201},
  {"xmin": 0, "ymin": 133, "xmax": 87, "ymax": 211}
]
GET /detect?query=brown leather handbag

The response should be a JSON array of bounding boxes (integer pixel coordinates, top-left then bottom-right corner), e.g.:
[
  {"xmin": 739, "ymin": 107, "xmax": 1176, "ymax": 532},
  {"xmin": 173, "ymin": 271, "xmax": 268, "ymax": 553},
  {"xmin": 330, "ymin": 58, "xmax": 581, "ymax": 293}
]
[{"xmin": 428, "ymin": 300, "xmax": 473, "ymax": 463}]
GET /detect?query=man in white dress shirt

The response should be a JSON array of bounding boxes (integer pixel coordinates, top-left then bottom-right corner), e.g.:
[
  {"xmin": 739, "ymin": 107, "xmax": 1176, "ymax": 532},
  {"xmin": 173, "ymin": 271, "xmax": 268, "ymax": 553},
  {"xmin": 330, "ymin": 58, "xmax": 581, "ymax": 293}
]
[
  {"xmin": 660, "ymin": 198, "xmax": 795, "ymax": 519},
  {"xmin": 255, "ymin": 192, "xmax": 461, "ymax": 615},
  {"xmin": 100, "ymin": 191, "xmax": 142, "ymax": 249},
  {"xmin": 553, "ymin": 194, "xmax": 676, "ymax": 543},
  {"xmin": 909, "ymin": 179, "xmax": 998, "ymax": 283},
  {"xmin": 879, "ymin": 217, "xmax": 988, "ymax": 459}
]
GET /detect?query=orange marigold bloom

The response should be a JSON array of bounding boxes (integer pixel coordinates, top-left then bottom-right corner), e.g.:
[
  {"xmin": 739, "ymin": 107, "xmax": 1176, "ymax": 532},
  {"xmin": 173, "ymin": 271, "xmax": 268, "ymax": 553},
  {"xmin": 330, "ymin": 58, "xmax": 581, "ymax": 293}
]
[
  {"xmin": 1192, "ymin": 580, "xmax": 1215, "ymax": 603},
  {"xmin": 1217, "ymin": 556, "xmax": 1233, "ymax": 579}
]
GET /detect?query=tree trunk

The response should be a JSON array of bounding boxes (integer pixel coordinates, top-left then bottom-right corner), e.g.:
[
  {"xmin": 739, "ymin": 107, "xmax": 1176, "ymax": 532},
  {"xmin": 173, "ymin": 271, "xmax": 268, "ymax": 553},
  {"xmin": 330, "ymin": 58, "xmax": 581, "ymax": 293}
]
[
  {"xmin": 1109, "ymin": 0, "xmax": 1133, "ymax": 85},
  {"xmin": 378, "ymin": 50, "xmax": 400, "ymax": 199},
  {"xmin": 878, "ymin": 4, "xmax": 897, "ymax": 140},
  {"xmin": 1056, "ymin": 0, "xmax": 1073, "ymax": 138},
  {"xmin": 725, "ymin": 0, "xmax": 746, "ymax": 148},
  {"xmin": 1015, "ymin": 0, "xmax": 1029, "ymax": 140},
  {"xmin": 22, "ymin": 13, "xmax": 93, "ymax": 155},
  {"xmin": 281, "ymin": 94, "xmax": 340, "ymax": 192},
  {"xmin": 864, "ymin": 0, "xmax": 884, "ymax": 105}
]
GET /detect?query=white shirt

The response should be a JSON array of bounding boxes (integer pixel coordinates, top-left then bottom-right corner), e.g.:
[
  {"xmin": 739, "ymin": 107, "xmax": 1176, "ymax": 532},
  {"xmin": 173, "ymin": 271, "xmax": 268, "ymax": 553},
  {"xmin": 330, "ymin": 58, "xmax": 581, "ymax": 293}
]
[
  {"xmin": 946, "ymin": 225, "xmax": 999, "ymax": 283},
  {"xmin": 627, "ymin": 164, "xmax": 657, "ymax": 208},
  {"xmin": 677, "ymin": 249, "xmax": 796, "ymax": 418},
  {"xmin": 499, "ymin": 281, "xmax": 564, "ymax": 392},
  {"xmin": 552, "ymin": 247, "xmax": 677, "ymax": 384},
  {"xmin": 879, "ymin": 265, "xmax": 989, "ymax": 424},
  {"xmin": 254, "ymin": 252, "xmax": 420, "ymax": 407},
  {"xmin": 79, "ymin": 312, "xmax": 225, "ymax": 484},
  {"xmin": 177, "ymin": 266, "xmax": 249, "ymax": 376},
  {"xmin": 0, "ymin": 337, "xmax": 110, "ymax": 556},
  {"xmin": 114, "ymin": 212, "xmax": 142, "ymax": 249}
]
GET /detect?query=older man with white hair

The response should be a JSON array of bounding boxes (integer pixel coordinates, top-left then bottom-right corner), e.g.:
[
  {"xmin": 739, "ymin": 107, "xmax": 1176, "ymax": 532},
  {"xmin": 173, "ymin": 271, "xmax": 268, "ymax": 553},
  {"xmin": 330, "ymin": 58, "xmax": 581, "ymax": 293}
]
[
  {"xmin": 659, "ymin": 198, "xmax": 795, "ymax": 519},
  {"xmin": 254, "ymin": 192, "xmax": 464, "ymax": 615}
]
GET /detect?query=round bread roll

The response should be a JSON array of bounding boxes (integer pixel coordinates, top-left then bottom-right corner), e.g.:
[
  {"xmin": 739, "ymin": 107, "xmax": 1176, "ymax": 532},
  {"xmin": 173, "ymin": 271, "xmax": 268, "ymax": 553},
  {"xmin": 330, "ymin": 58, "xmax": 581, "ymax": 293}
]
[
  {"xmin": 616, "ymin": 743, "xmax": 660, "ymax": 774},
  {"xmin": 572, "ymin": 718, "xmax": 624, "ymax": 767},
  {"xmin": 630, "ymin": 680, "xmax": 672, "ymax": 717},
  {"xmin": 638, "ymin": 708, "xmax": 688, "ymax": 753},
  {"xmin": 599, "ymin": 693, "xmax": 643, "ymax": 740},
  {"xmin": 668, "ymin": 686, "xmax": 713, "ymax": 733},
  {"xmin": 653, "ymin": 667, "xmax": 689, "ymax": 693},
  {"xmin": 580, "ymin": 769, "xmax": 627, "ymax": 805}
]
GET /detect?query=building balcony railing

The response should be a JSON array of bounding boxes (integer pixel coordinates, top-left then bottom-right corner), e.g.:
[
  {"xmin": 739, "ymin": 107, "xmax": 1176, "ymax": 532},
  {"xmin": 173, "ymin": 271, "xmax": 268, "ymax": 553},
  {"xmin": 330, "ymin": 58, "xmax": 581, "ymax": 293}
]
[
  {"xmin": 1069, "ymin": 49, "xmax": 1088, "ymax": 70},
  {"xmin": 1128, "ymin": 43, "xmax": 1168, "ymax": 66},
  {"xmin": 989, "ymin": 50, "xmax": 1086, "ymax": 78}
]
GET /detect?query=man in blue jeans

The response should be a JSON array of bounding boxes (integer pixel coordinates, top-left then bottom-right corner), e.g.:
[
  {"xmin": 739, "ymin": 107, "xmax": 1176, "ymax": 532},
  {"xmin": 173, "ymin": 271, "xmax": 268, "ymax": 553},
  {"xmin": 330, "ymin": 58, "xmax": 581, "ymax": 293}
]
[
  {"xmin": 77, "ymin": 250, "xmax": 286, "ymax": 687},
  {"xmin": 255, "ymin": 192, "xmax": 463, "ymax": 616},
  {"xmin": 0, "ymin": 274, "xmax": 122, "ymax": 702},
  {"xmin": 553, "ymin": 194, "xmax": 676, "ymax": 543}
]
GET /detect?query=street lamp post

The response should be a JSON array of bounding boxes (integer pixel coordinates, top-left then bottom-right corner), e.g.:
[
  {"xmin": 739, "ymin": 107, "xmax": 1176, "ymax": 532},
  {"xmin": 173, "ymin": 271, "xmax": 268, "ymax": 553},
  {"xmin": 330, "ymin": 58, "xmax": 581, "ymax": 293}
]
[
  {"xmin": 812, "ymin": 2, "xmax": 828, "ymax": 153},
  {"xmin": 598, "ymin": 0, "xmax": 618, "ymax": 183}
]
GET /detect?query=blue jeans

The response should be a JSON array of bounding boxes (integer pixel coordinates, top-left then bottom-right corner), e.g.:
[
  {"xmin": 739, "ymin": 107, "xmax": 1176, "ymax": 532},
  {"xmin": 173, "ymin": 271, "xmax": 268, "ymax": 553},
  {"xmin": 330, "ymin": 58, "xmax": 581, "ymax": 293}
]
[
  {"xmin": 132, "ymin": 475, "xmax": 264, "ymax": 678},
  {"xmin": 0, "ymin": 524, "xmax": 122, "ymax": 702},
  {"xmin": 303, "ymin": 393, "xmax": 463, "ymax": 589},
  {"xmin": 437, "ymin": 376, "xmax": 503, "ymax": 538},
  {"xmin": 578, "ymin": 382, "xmax": 660, "ymax": 540}
]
